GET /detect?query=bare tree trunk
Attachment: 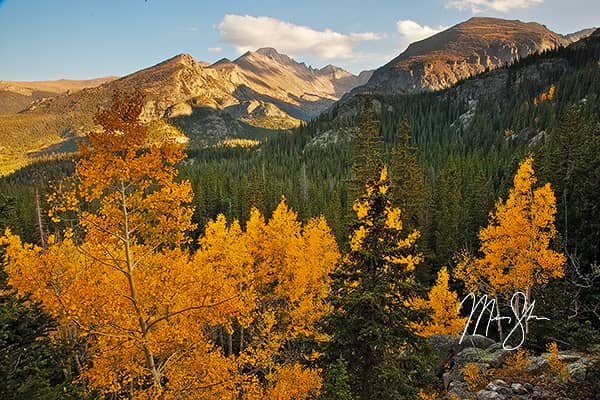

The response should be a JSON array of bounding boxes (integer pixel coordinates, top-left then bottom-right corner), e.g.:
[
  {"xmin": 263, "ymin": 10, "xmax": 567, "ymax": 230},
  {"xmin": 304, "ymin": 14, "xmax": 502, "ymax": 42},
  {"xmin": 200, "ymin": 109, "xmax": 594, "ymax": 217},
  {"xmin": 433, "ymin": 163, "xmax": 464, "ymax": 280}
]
[
  {"xmin": 525, "ymin": 286, "xmax": 531, "ymax": 334},
  {"xmin": 34, "ymin": 188, "xmax": 46, "ymax": 248},
  {"xmin": 495, "ymin": 297, "xmax": 504, "ymax": 342},
  {"xmin": 239, "ymin": 326, "xmax": 244, "ymax": 352},
  {"xmin": 120, "ymin": 182, "xmax": 162, "ymax": 391},
  {"xmin": 227, "ymin": 332, "xmax": 233, "ymax": 356}
]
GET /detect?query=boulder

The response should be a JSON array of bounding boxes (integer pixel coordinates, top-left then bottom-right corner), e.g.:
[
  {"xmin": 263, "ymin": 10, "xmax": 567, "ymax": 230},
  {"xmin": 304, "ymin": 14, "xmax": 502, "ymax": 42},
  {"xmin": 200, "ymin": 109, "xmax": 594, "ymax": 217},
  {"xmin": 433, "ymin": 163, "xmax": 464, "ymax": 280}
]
[
  {"xmin": 428, "ymin": 334, "xmax": 495, "ymax": 375},
  {"xmin": 476, "ymin": 389, "xmax": 505, "ymax": 400},
  {"xmin": 485, "ymin": 381, "xmax": 511, "ymax": 397},
  {"xmin": 511, "ymin": 383, "xmax": 528, "ymax": 395},
  {"xmin": 454, "ymin": 346, "xmax": 508, "ymax": 367},
  {"xmin": 567, "ymin": 356, "xmax": 593, "ymax": 381},
  {"xmin": 526, "ymin": 355, "xmax": 549, "ymax": 374}
]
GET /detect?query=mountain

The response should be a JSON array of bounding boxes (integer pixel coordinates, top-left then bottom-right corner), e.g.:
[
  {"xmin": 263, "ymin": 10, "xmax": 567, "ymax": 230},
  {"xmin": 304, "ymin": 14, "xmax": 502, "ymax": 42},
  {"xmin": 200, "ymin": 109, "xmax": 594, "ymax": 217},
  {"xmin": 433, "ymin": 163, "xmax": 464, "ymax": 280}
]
[
  {"xmin": 354, "ymin": 17, "xmax": 594, "ymax": 96},
  {"xmin": 314, "ymin": 25, "xmax": 600, "ymax": 153},
  {"xmin": 22, "ymin": 49, "xmax": 370, "ymax": 127},
  {"xmin": 0, "ymin": 77, "xmax": 117, "ymax": 114},
  {"xmin": 0, "ymin": 49, "xmax": 369, "ymax": 173}
]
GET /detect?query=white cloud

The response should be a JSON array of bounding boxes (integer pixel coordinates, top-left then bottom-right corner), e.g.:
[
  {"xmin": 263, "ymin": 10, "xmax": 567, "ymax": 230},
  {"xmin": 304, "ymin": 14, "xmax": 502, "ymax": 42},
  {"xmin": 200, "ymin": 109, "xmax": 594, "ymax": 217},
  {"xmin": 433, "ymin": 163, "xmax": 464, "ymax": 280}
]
[
  {"xmin": 217, "ymin": 14, "xmax": 382, "ymax": 60},
  {"xmin": 446, "ymin": 0, "xmax": 543, "ymax": 13},
  {"xmin": 208, "ymin": 47, "xmax": 223, "ymax": 53},
  {"xmin": 396, "ymin": 20, "xmax": 447, "ymax": 51}
]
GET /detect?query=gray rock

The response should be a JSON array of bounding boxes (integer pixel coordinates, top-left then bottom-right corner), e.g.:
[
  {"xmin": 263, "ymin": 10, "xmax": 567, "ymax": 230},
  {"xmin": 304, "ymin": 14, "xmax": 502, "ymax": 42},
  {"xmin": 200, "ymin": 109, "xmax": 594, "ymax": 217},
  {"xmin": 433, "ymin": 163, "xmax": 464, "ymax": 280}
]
[
  {"xmin": 497, "ymin": 386, "xmax": 512, "ymax": 397},
  {"xmin": 447, "ymin": 382, "xmax": 471, "ymax": 400},
  {"xmin": 443, "ymin": 372, "xmax": 452, "ymax": 390},
  {"xmin": 527, "ymin": 355, "xmax": 549, "ymax": 374},
  {"xmin": 568, "ymin": 357, "xmax": 591, "ymax": 381},
  {"xmin": 476, "ymin": 389, "xmax": 506, "ymax": 400},
  {"xmin": 486, "ymin": 380, "xmax": 509, "ymax": 394},
  {"xmin": 460, "ymin": 335, "xmax": 497, "ymax": 350},
  {"xmin": 428, "ymin": 334, "xmax": 495, "ymax": 374},
  {"xmin": 491, "ymin": 379, "xmax": 508, "ymax": 387},
  {"xmin": 523, "ymin": 382, "xmax": 534, "ymax": 392},
  {"xmin": 511, "ymin": 383, "xmax": 528, "ymax": 395},
  {"xmin": 556, "ymin": 351, "xmax": 583, "ymax": 363},
  {"xmin": 488, "ymin": 343, "xmax": 504, "ymax": 351},
  {"xmin": 455, "ymin": 346, "xmax": 508, "ymax": 367}
]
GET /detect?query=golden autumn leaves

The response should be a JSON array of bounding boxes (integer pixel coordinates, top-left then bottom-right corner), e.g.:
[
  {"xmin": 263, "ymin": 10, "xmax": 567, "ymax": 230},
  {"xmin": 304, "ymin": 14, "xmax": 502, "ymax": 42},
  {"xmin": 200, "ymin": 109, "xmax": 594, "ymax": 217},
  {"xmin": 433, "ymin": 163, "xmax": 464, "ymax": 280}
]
[
  {"xmin": 0, "ymin": 92, "xmax": 566, "ymax": 399},
  {"xmin": 2, "ymin": 93, "xmax": 338, "ymax": 399},
  {"xmin": 416, "ymin": 156, "xmax": 565, "ymax": 338},
  {"xmin": 456, "ymin": 156, "xmax": 565, "ymax": 334}
]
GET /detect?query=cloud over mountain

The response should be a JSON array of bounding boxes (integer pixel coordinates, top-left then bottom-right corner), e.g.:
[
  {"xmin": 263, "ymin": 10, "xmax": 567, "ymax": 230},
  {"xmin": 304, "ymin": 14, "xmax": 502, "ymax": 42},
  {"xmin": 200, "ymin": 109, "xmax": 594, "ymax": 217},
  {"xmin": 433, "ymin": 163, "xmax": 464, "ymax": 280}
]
[
  {"xmin": 217, "ymin": 14, "xmax": 382, "ymax": 60},
  {"xmin": 396, "ymin": 20, "xmax": 447, "ymax": 51}
]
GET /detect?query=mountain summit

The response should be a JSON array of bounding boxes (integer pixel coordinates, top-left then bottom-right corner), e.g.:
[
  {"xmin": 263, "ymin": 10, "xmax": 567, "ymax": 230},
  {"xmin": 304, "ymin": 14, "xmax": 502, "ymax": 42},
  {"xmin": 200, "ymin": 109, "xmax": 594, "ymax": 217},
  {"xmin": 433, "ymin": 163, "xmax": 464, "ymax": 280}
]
[
  {"xmin": 359, "ymin": 17, "xmax": 587, "ymax": 95},
  {"xmin": 19, "ymin": 48, "xmax": 370, "ymax": 129}
]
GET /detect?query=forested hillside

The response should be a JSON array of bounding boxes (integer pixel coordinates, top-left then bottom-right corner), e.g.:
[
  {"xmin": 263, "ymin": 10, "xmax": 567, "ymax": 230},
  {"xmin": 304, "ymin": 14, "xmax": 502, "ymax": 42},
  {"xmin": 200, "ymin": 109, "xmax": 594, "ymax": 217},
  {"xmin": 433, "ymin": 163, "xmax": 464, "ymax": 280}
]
[{"xmin": 0, "ymin": 26, "xmax": 599, "ymax": 400}]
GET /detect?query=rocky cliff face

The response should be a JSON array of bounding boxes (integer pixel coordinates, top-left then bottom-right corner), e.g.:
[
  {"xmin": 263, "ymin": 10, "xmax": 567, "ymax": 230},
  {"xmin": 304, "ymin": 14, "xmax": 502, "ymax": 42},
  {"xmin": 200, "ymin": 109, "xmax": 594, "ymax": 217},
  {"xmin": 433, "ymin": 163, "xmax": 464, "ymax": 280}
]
[
  {"xmin": 359, "ymin": 17, "xmax": 587, "ymax": 96},
  {"xmin": 23, "ymin": 48, "xmax": 371, "ymax": 130}
]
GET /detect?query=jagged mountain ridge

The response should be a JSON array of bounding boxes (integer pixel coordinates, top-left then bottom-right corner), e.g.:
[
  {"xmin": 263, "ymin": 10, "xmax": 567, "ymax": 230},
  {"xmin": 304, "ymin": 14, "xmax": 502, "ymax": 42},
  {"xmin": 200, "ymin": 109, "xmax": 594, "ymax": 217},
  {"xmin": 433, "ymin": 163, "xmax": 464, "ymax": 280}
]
[
  {"xmin": 0, "ymin": 49, "xmax": 370, "ymax": 173},
  {"xmin": 23, "ymin": 49, "xmax": 371, "ymax": 128},
  {"xmin": 355, "ymin": 17, "xmax": 594, "ymax": 96}
]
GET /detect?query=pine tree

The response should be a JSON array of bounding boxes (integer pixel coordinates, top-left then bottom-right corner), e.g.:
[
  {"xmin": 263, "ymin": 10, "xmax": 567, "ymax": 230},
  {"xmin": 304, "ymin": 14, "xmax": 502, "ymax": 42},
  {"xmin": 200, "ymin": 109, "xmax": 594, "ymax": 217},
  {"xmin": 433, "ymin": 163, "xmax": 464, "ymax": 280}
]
[
  {"xmin": 429, "ymin": 164, "xmax": 463, "ymax": 267},
  {"xmin": 389, "ymin": 115, "xmax": 426, "ymax": 232},
  {"xmin": 320, "ymin": 165, "xmax": 434, "ymax": 400},
  {"xmin": 349, "ymin": 98, "xmax": 384, "ymax": 203},
  {"xmin": 320, "ymin": 356, "xmax": 353, "ymax": 400}
]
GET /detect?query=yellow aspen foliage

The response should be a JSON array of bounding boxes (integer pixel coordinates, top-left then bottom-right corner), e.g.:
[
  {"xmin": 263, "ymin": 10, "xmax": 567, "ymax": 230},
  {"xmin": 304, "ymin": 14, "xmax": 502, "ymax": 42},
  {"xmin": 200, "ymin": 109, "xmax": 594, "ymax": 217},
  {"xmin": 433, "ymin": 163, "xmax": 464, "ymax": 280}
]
[
  {"xmin": 546, "ymin": 341, "xmax": 570, "ymax": 379},
  {"xmin": 533, "ymin": 84, "xmax": 556, "ymax": 105},
  {"xmin": 547, "ymin": 84, "xmax": 556, "ymax": 100},
  {"xmin": 511, "ymin": 348, "xmax": 530, "ymax": 371},
  {"xmin": 198, "ymin": 200, "xmax": 338, "ymax": 399},
  {"xmin": 456, "ymin": 156, "xmax": 565, "ymax": 321},
  {"xmin": 412, "ymin": 267, "xmax": 467, "ymax": 336},
  {"xmin": 462, "ymin": 362, "xmax": 487, "ymax": 391},
  {"xmin": 418, "ymin": 389, "xmax": 440, "ymax": 400},
  {"xmin": 2, "ymin": 92, "xmax": 339, "ymax": 400},
  {"xmin": 266, "ymin": 364, "xmax": 322, "ymax": 400}
]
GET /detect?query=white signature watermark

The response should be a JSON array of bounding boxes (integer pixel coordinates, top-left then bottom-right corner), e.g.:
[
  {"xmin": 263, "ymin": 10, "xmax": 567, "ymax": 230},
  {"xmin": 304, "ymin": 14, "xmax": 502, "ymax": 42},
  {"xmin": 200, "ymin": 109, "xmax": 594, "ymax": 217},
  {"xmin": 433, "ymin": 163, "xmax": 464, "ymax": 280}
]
[{"xmin": 459, "ymin": 291, "xmax": 548, "ymax": 350}]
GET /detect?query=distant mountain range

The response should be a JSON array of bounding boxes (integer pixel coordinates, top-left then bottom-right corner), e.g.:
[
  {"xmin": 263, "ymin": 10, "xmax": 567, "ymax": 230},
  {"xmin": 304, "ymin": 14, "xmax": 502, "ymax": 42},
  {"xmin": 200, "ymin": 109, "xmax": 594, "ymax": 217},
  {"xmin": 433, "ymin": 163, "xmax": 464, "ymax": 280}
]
[
  {"xmin": 6, "ymin": 48, "xmax": 371, "ymax": 129},
  {"xmin": 0, "ymin": 16, "xmax": 596, "ymax": 174},
  {"xmin": 0, "ymin": 77, "xmax": 117, "ymax": 114}
]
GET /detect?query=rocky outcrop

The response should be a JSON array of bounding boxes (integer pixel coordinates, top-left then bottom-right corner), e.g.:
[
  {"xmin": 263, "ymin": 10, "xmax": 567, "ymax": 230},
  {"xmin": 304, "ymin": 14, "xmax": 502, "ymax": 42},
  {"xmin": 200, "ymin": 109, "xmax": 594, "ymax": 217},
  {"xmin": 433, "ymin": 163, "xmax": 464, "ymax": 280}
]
[
  {"xmin": 356, "ymin": 18, "xmax": 587, "ymax": 96},
  {"xmin": 428, "ymin": 335, "xmax": 600, "ymax": 400}
]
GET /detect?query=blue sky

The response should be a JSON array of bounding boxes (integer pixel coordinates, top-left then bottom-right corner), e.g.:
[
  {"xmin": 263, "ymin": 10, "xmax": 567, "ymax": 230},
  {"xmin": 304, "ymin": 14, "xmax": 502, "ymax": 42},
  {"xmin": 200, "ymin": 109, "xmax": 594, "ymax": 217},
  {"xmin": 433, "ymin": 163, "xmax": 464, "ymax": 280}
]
[{"xmin": 0, "ymin": 0, "xmax": 598, "ymax": 80}]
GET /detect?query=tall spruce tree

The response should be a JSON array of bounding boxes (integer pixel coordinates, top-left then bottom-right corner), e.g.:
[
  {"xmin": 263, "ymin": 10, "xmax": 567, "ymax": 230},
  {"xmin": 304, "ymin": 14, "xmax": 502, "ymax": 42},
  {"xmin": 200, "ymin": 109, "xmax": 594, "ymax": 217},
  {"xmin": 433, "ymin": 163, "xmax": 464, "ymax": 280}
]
[
  {"xmin": 349, "ymin": 98, "xmax": 384, "ymax": 202},
  {"xmin": 389, "ymin": 115, "xmax": 426, "ymax": 232},
  {"xmin": 320, "ymin": 165, "xmax": 435, "ymax": 400}
]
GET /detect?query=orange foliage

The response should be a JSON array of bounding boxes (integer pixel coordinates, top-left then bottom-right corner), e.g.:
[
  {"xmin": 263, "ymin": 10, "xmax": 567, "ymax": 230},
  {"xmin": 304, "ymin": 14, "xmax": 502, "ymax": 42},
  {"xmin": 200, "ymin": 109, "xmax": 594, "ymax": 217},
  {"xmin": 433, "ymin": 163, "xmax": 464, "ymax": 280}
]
[
  {"xmin": 534, "ymin": 84, "xmax": 556, "ymax": 105},
  {"xmin": 462, "ymin": 362, "xmax": 487, "ymax": 391},
  {"xmin": 412, "ymin": 267, "xmax": 467, "ymax": 336},
  {"xmin": 546, "ymin": 342, "xmax": 570, "ymax": 380},
  {"xmin": 456, "ymin": 156, "xmax": 565, "ymax": 312},
  {"xmin": 2, "ymin": 92, "xmax": 338, "ymax": 399}
]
